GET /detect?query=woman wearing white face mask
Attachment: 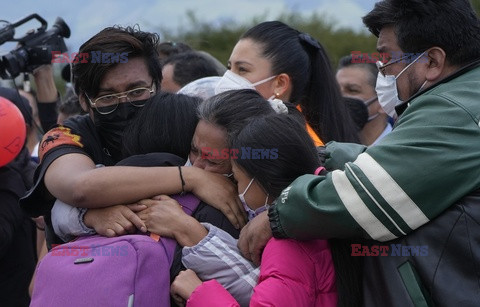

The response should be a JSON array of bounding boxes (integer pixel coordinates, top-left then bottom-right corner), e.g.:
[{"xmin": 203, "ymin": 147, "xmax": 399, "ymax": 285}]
[{"xmin": 215, "ymin": 21, "xmax": 360, "ymax": 146}]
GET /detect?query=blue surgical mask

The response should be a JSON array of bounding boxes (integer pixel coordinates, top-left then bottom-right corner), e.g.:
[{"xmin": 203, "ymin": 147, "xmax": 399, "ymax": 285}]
[{"xmin": 238, "ymin": 177, "xmax": 270, "ymax": 221}]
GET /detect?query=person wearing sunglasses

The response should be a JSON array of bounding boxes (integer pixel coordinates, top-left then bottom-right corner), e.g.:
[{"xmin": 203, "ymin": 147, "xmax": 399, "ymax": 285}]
[{"xmin": 239, "ymin": 1, "xmax": 480, "ymax": 306}]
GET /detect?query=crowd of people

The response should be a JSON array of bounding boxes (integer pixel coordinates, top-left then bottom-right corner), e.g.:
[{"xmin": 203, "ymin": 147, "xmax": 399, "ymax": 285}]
[{"xmin": 2, "ymin": 0, "xmax": 480, "ymax": 306}]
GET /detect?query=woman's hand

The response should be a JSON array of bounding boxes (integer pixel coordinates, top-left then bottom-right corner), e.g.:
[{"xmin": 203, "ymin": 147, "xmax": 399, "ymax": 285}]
[
  {"xmin": 183, "ymin": 167, "xmax": 247, "ymax": 229},
  {"xmin": 237, "ymin": 211, "xmax": 272, "ymax": 265},
  {"xmin": 170, "ymin": 269, "xmax": 203, "ymax": 306},
  {"xmin": 137, "ymin": 195, "xmax": 188, "ymax": 238},
  {"xmin": 137, "ymin": 195, "xmax": 208, "ymax": 246},
  {"xmin": 83, "ymin": 204, "xmax": 147, "ymax": 237}
]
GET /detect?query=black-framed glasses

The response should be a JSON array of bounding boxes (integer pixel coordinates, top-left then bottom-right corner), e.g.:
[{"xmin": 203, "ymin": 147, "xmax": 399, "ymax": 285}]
[{"xmin": 87, "ymin": 83, "xmax": 155, "ymax": 115}]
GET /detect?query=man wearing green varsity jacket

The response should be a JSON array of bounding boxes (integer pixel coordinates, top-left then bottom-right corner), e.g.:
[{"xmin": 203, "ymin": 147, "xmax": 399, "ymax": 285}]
[{"xmin": 238, "ymin": 1, "xmax": 480, "ymax": 306}]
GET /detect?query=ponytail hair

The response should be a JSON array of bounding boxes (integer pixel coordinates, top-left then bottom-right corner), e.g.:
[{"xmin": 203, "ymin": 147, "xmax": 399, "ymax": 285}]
[
  {"xmin": 298, "ymin": 33, "xmax": 359, "ymax": 143},
  {"xmin": 241, "ymin": 21, "xmax": 359, "ymax": 143}
]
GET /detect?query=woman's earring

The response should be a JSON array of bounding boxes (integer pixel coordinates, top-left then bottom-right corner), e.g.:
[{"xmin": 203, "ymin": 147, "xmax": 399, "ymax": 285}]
[{"xmin": 275, "ymin": 92, "xmax": 280, "ymax": 97}]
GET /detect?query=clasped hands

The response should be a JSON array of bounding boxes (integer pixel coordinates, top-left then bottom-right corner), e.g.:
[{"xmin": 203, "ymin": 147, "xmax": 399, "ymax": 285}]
[{"xmin": 83, "ymin": 195, "xmax": 188, "ymax": 238}]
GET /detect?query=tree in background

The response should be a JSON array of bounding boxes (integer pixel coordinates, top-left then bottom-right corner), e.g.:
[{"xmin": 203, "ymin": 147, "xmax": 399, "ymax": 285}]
[
  {"xmin": 159, "ymin": 1, "xmax": 480, "ymax": 69},
  {"xmin": 47, "ymin": 2, "xmax": 480, "ymax": 93},
  {"xmin": 159, "ymin": 11, "xmax": 377, "ymax": 69}
]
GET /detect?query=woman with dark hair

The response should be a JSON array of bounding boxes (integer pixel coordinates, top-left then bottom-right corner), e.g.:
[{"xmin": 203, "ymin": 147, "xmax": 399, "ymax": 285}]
[
  {"xmin": 189, "ymin": 89, "xmax": 298, "ymax": 173},
  {"xmin": 47, "ymin": 90, "xmax": 284, "ymax": 306},
  {"xmin": 215, "ymin": 20, "xmax": 359, "ymax": 145},
  {"xmin": 21, "ymin": 25, "xmax": 248, "ymax": 237},
  {"xmin": 138, "ymin": 115, "xmax": 342, "ymax": 306},
  {"xmin": 52, "ymin": 89, "xmax": 279, "ymax": 241}
]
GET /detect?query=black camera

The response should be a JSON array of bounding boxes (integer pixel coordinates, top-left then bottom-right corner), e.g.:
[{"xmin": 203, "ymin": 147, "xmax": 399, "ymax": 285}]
[{"xmin": 0, "ymin": 14, "xmax": 70, "ymax": 79}]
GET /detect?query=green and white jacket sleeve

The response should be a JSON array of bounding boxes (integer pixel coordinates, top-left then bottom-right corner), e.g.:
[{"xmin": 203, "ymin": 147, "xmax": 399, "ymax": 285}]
[{"xmin": 270, "ymin": 82, "xmax": 480, "ymax": 241}]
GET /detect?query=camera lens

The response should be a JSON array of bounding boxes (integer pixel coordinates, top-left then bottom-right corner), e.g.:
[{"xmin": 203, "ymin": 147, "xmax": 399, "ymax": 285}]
[{"xmin": 2, "ymin": 49, "xmax": 28, "ymax": 78}]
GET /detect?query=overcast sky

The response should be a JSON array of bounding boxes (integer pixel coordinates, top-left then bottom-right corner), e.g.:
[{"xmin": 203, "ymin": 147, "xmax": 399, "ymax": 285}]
[{"xmin": 2, "ymin": 0, "xmax": 378, "ymax": 53}]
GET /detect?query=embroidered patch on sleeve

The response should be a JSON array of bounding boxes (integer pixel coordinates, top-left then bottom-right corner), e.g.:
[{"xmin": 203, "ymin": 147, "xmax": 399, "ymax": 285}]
[{"xmin": 39, "ymin": 126, "xmax": 84, "ymax": 162}]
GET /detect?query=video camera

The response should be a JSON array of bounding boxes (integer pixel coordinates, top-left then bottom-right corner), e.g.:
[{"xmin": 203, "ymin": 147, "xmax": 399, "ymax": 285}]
[{"xmin": 0, "ymin": 14, "xmax": 70, "ymax": 79}]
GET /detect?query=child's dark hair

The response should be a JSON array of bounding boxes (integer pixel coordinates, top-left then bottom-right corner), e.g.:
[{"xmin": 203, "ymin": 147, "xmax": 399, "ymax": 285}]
[
  {"xmin": 122, "ymin": 92, "xmax": 201, "ymax": 159},
  {"xmin": 231, "ymin": 114, "xmax": 363, "ymax": 307},
  {"xmin": 231, "ymin": 114, "xmax": 319, "ymax": 196}
]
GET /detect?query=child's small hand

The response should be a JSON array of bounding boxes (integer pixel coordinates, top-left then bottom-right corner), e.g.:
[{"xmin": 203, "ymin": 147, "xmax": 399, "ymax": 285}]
[{"xmin": 171, "ymin": 269, "xmax": 203, "ymax": 306}]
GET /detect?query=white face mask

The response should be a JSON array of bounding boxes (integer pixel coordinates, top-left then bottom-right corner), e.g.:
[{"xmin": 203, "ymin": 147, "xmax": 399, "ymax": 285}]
[
  {"xmin": 238, "ymin": 178, "xmax": 270, "ymax": 221},
  {"xmin": 214, "ymin": 70, "xmax": 276, "ymax": 95},
  {"xmin": 375, "ymin": 51, "xmax": 426, "ymax": 118}
]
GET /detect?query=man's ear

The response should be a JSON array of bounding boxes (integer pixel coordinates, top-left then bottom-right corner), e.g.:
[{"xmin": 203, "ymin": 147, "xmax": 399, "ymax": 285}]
[
  {"xmin": 78, "ymin": 93, "xmax": 90, "ymax": 113},
  {"xmin": 424, "ymin": 47, "xmax": 447, "ymax": 81},
  {"xmin": 272, "ymin": 73, "xmax": 291, "ymax": 100}
]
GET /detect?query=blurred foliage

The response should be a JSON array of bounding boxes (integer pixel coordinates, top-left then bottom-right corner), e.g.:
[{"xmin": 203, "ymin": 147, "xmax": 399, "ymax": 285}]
[
  {"xmin": 30, "ymin": 2, "xmax": 480, "ymax": 96},
  {"xmin": 472, "ymin": 0, "xmax": 480, "ymax": 14},
  {"xmin": 158, "ymin": 11, "xmax": 378, "ymax": 69},
  {"xmin": 159, "ymin": 1, "xmax": 480, "ymax": 69}
]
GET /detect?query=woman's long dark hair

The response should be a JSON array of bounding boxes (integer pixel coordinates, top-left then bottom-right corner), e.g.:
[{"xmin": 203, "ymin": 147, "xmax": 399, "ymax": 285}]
[
  {"xmin": 231, "ymin": 114, "xmax": 362, "ymax": 307},
  {"xmin": 197, "ymin": 89, "xmax": 277, "ymax": 139},
  {"xmin": 241, "ymin": 21, "xmax": 359, "ymax": 143}
]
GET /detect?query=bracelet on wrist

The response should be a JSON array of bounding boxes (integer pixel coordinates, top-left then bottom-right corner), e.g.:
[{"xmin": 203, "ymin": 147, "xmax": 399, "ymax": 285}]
[{"xmin": 178, "ymin": 166, "xmax": 186, "ymax": 195}]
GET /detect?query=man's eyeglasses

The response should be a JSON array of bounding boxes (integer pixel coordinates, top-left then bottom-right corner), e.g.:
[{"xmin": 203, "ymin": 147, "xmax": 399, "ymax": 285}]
[
  {"xmin": 376, "ymin": 53, "xmax": 413, "ymax": 77},
  {"xmin": 87, "ymin": 83, "xmax": 156, "ymax": 115}
]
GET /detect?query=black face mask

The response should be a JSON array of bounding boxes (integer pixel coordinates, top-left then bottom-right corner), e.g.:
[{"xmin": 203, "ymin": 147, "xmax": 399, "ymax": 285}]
[
  {"xmin": 93, "ymin": 100, "xmax": 146, "ymax": 162},
  {"xmin": 344, "ymin": 97, "xmax": 369, "ymax": 131}
]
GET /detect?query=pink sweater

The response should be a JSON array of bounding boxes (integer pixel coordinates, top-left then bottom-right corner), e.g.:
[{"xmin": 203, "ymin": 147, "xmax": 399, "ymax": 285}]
[{"xmin": 186, "ymin": 238, "xmax": 337, "ymax": 307}]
